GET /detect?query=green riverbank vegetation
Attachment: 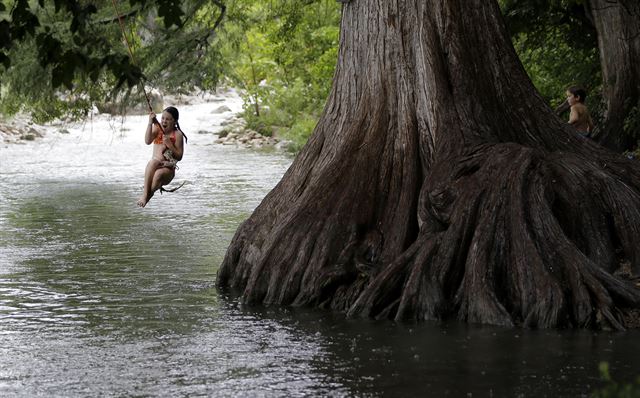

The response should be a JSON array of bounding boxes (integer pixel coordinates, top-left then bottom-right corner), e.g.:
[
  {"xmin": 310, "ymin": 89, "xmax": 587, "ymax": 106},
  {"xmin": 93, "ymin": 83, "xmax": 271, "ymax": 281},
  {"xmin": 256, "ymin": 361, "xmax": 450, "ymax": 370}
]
[
  {"xmin": 219, "ymin": 1, "xmax": 340, "ymax": 152},
  {"xmin": 592, "ymin": 362, "xmax": 640, "ymax": 398}
]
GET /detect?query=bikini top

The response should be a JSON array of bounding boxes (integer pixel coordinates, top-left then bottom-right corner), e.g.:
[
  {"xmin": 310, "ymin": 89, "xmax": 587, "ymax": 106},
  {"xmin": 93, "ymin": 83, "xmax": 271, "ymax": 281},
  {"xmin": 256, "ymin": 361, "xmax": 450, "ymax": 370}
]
[{"xmin": 153, "ymin": 129, "xmax": 177, "ymax": 145}]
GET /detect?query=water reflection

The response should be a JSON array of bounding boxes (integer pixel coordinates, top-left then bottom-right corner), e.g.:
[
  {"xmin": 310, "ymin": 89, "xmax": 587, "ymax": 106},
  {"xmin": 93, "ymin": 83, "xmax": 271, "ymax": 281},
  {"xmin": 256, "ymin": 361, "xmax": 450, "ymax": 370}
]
[{"xmin": 238, "ymin": 306, "xmax": 640, "ymax": 397}]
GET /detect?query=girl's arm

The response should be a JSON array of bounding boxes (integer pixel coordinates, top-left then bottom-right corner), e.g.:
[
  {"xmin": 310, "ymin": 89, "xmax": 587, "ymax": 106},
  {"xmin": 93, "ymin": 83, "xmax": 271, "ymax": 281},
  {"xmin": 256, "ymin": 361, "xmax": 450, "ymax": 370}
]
[
  {"xmin": 144, "ymin": 113, "xmax": 159, "ymax": 145},
  {"xmin": 164, "ymin": 130, "xmax": 184, "ymax": 160}
]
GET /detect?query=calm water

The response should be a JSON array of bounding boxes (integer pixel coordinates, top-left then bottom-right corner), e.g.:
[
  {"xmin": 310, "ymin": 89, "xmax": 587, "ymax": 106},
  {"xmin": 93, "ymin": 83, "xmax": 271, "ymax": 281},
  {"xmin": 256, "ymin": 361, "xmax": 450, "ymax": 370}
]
[{"xmin": 1, "ymin": 97, "xmax": 639, "ymax": 397}]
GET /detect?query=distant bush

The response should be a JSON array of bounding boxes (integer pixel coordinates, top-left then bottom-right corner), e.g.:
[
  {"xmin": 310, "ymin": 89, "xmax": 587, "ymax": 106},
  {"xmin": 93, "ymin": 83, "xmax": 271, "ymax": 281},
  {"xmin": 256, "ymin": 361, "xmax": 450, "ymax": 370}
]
[
  {"xmin": 286, "ymin": 114, "xmax": 318, "ymax": 153},
  {"xmin": 220, "ymin": 0, "xmax": 340, "ymax": 153},
  {"xmin": 591, "ymin": 362, "xmax": 640, "ymax": 398}
]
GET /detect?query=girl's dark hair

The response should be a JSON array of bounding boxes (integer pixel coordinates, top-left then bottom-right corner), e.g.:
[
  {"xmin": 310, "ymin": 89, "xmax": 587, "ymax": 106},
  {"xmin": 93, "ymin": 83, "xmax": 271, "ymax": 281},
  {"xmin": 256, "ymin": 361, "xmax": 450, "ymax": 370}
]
[
  {"xmin": 163, "ymin": 106, "xmax": 188, "ymax": 143},
  {"xmin": 567, "ymin": 86, "xmax": 587, "ymax": 103}
]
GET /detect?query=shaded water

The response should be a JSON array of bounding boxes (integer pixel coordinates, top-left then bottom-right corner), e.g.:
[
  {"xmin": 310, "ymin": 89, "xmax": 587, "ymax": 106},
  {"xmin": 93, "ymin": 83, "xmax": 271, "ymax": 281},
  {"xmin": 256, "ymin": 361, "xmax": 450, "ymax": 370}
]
[{"xmin": 1, "ymin": 94, "xmax": 639, "ymax": 397}]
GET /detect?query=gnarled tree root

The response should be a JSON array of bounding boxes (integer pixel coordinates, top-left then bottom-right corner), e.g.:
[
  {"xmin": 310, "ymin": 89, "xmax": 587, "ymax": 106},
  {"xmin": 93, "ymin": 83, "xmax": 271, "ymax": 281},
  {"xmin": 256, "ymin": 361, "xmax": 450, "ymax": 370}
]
[{"xmin": 218, "ymin": 142, "xmax": 640, "ymax": 330}]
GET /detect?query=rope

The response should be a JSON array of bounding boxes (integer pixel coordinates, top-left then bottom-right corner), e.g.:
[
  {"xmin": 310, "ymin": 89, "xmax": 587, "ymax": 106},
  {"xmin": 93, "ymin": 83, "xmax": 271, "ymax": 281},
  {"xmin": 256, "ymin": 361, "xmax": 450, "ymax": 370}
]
[
  {"xmin": 109, "ymin": 0, "xmax": 156, "ymax": 116},
  {"xmin": 160, "ymin": 181, "xmax": 187, "ymax": 194}
]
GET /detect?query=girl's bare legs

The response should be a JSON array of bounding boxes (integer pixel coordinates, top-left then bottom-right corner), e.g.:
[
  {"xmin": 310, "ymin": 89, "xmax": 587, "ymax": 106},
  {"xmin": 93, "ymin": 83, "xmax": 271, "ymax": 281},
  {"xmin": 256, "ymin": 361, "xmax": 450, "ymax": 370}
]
[
  {"xmin": 137, "ymin": 164, "xmax": 175, "ymax": 207},
  {"xmin": 151, "ymin": 167, "xmax": 175, "ymax": 193},
  {"xmin": 137, "ymin": 159, "xmax": 162, "ymax": 207}
]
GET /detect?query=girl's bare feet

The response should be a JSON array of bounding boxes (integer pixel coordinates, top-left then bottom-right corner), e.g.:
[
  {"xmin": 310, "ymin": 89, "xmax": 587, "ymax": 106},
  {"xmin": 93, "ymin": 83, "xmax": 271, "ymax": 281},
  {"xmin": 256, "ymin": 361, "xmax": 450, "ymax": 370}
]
[{"xmin": 137, "ymin": 195, "xmax": 149, "ymax": 207}]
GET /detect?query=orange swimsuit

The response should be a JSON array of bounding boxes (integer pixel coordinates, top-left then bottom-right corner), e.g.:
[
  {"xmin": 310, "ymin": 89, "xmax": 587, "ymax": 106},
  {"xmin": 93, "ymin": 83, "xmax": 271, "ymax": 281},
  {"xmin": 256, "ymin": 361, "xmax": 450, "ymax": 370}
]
[{"xmin": 153, "ymin": 129, "xmax": 177, "ymax": 145}]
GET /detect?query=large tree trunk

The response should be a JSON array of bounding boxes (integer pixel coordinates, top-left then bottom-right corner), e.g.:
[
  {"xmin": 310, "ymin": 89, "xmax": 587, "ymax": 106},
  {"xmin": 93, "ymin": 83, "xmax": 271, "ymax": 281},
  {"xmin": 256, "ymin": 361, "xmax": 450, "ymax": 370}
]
[
  {"xmin": 589, "ymin": 0, "xmax": 640, "ymax": 152},
  {"xmin": 218, "ymin": 0, "xmax": 640, "ymax": 329}
]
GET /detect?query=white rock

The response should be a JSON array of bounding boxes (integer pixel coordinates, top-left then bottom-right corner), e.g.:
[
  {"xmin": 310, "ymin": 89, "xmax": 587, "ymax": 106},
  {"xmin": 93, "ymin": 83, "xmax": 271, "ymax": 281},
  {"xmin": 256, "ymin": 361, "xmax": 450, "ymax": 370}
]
[{"xmin": 211, "ymin": 105, "xmax": 232, "ymax": 114}]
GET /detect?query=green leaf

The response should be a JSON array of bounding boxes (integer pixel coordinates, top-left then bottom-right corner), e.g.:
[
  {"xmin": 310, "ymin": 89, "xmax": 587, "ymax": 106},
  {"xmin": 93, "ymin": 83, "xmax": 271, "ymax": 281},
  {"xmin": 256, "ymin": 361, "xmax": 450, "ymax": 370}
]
[
  {"xmin": 599, "ymin": 361, "xmax": 611, "ymax": 381},
  {"xmin": 10, "ymin": 0, "xmax": 40, "ymax": 40},
  {"xmin": 0, "ymin": 52, "xmax": 10, "ymax": 69},
  {"xmin": 51, "ymin": 65, "xmax": 64, "ymax": 88},
  {"xmin": 157, "ymin": 0, "xmax": 184, "ymax": 28},
  {"xmin": 53, "ymin": 0, "xmax": 65, "ymax": 13},
  {"xmin": 35, "ymin": 32, "xmax": 63, "ymax": 66},
  {"xmin": 0, "ymin": 20, "xmax": 10, "ymax": 50}
]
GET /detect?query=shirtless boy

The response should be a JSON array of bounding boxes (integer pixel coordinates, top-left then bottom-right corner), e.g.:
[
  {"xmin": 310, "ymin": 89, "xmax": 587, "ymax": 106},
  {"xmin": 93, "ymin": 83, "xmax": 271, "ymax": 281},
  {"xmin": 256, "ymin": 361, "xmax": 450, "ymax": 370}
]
[{"xmin": 566, "ymin": 86, "xmax": 594, "ymax": 136}]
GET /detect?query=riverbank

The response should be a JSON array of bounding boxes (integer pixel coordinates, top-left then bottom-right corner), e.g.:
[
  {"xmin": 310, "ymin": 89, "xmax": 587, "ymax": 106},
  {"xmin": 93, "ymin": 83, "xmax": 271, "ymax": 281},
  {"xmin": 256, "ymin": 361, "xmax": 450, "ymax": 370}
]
[
  {"xmin": 0, "ymin": 116, "xmax": 47, "ymax": 145},
  {"xmin": 1, "ymin": 88, "xmax": 294, "ymax": 151}
]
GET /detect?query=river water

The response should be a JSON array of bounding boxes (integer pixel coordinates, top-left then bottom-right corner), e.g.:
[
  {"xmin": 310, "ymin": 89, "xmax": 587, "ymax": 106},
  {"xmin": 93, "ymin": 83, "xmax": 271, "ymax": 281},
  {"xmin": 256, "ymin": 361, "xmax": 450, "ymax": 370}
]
[{"xmin": 1, "ymin": 92, "xmax": 639, "ymax": 397}]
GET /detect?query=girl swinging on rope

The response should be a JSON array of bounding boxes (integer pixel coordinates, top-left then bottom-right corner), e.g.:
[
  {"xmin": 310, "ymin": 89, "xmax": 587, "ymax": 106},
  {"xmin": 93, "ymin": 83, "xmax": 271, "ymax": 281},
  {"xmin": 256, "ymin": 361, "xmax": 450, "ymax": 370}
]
[{"xmin": 137, "ymin": 106, "xmax": 186, "ymax": 207}]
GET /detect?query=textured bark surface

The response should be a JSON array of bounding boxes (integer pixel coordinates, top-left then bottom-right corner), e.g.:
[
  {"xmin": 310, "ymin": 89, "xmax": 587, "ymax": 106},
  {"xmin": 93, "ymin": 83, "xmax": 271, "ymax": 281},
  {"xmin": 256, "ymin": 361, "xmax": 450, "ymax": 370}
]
[
  {"xmin": 217, "ymin": 0, "xmax": 640, "ymax": 329},
  {"xmin": 589, "ymin": 0, "xmax": 640, "ymax": 151}
]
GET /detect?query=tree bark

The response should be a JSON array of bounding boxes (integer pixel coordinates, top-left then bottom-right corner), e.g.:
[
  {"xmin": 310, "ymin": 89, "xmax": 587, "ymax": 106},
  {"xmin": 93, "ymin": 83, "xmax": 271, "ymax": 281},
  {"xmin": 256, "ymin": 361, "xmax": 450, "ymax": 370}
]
[
  {"xmin": 589, "ymin": 0, "xmax": 640, "ymax": 152},
  {"xmin": 217, "ymin": 0, "xmax": 640, "ymax": 329}
]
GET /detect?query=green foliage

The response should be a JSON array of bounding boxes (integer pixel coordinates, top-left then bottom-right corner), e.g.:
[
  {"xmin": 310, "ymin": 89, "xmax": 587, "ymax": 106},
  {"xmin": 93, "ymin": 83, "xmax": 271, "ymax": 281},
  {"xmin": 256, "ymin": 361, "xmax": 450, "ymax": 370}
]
[
  {"xmin": 1, "ymin": 0, "xmax": 145, "ymax": 88},
  {"xmin": 623, "ymin": 102, "xmax": 640, "ymax": 139},
  {"xmin": 220, "ymin": 0, "xmax": 341, "ymax": 152},
  {"xmin": 512, "ymin": 28, "xmax": 600, "ymax": 108},
  {"xmin": 0, "ymin": 31, "xmax": 113, "ymax": 121},
  {"xmin": 287, "ymin": 113, "xmax": 319, "ymax": 152},
  {"xmin": 591, "ymin": 362, "xmax": 640, "ymax": 398},
  {"xmin": 0, "ymin": 0, "xmax": 224, "ymax": 120},
  {"xmin": 135, "ymin": 1, "xmax": 226, "ymax": 94},
  {"xmin": 501, "ymin": 0, "xmax": 600, "ymax": 108},
  {"xmin": 501, "ymin": 0, "xmax": 595, "ymax": 51},
  {"xmin": 623, "ymin": 102, "xmax": 640, "ymax": 159}
]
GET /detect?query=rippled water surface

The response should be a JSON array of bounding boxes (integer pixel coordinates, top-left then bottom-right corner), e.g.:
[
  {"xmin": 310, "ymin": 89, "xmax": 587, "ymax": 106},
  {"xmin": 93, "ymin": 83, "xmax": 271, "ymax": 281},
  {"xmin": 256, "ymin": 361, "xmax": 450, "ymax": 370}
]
[{"xmin": 1, "ymin": 95, "xmax": 639, "ymax": 397}]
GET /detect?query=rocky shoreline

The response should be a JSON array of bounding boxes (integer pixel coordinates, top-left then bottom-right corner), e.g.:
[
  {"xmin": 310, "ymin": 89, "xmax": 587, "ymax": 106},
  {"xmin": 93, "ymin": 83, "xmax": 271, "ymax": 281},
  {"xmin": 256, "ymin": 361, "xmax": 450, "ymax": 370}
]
[
  {"xmin": 0, "ymin": 117, "xmax": 47, "ymax": 145},
  {"xmin": 1, "ymin": 107, "xmax": 294, "ymax": 152},
  {"xmin": 212, "ymin": 114, "xmax": 292, "ymax": 151}
]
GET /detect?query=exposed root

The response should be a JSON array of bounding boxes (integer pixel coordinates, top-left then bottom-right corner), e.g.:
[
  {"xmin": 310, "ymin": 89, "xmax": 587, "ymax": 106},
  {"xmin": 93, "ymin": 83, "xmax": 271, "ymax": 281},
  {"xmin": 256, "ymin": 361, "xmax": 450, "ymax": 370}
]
[
  {"xmin": 220, "ymin": 144, "xmax": 640, "ymax": 329},
  {"xmin": 219, "ymin": 141, "xmax": 640, "ymax": 330},
  {"xmin": 357, "ymin": 144, "xmax": 640, "ymax": 329}
]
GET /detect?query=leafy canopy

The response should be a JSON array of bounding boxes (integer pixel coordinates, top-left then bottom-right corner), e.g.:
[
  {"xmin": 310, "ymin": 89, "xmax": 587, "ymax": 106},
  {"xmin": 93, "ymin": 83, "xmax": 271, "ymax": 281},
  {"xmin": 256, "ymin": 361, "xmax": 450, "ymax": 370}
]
[{"xmin": 0, "ymin": 0, "xmax": 223, "ymax": 120}]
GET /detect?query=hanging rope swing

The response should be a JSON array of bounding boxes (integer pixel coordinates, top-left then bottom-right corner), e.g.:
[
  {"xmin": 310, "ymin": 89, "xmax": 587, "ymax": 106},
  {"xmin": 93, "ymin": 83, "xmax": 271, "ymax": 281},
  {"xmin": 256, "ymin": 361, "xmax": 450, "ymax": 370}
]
[{"xmin": 110, "ymin": 0, "xmax": 186, "ymax": 195}]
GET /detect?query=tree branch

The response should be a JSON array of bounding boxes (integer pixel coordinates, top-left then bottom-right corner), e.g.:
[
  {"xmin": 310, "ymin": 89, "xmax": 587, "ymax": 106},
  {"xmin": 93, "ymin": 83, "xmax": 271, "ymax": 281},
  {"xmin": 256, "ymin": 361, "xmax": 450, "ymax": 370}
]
[
  {"xmin": 211, "ymin": 0, "xmax": 226, "ymax": 32},
  {"xmin": 96, "ymin": 7, "xmax": 142, "ymax": 24}
]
